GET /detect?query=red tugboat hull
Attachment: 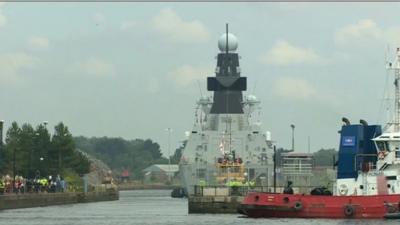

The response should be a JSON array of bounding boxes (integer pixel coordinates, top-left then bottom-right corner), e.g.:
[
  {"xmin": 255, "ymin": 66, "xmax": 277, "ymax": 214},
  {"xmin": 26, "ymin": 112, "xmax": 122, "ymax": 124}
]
[{"xmin": 239, "ymin": 192, "xmax": 400, "ymax": 219}]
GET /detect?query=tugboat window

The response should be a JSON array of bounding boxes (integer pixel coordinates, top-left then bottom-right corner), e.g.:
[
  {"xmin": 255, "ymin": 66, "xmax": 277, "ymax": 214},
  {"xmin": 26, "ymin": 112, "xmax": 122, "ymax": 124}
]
[{"xmin": 376, "ymin": 141, "xmax": 388, "ymax": 151}]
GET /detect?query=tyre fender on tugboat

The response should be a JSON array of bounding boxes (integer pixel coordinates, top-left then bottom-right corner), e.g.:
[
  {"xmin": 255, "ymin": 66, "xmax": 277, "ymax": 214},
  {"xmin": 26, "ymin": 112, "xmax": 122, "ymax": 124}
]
[
  {"xmin": 293, "ymin": 201, "xmax": 303, "ymax": 211},
  {"xmin": 344, "ymin": 204, "xmax": 355, "ymax": 217}
]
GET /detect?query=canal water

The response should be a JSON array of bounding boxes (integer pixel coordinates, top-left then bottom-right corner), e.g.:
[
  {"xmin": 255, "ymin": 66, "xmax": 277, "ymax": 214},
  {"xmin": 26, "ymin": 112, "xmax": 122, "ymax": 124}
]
[{"xmin": 0, "ymin": 190, "xmax": 398, "ymax": 225}]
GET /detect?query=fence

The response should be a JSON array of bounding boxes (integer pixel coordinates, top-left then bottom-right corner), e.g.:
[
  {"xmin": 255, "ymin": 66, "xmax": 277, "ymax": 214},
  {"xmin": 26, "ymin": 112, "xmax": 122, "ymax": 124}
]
[{"xmin": 192, "ymin": 185, "xmax": 317, "ymax": 197}]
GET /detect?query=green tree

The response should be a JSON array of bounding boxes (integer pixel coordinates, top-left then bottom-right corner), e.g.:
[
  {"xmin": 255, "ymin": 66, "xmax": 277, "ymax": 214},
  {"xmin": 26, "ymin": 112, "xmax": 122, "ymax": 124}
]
[
  {"xmin": 4, "ymin": 122, "xmax": 21, "ymax": 176},
  {"xmin": 33, "ymin": 124, "xmax": 51, "ymax": 177},
  {"xmin": 313, "ymin": 148, "xmax": 338, "ymax": 167},
  {"xmin": 19, "ymin": 123, "xmax": 35, "ymax": 177},
  {"xmin": 69, "ymin": 151, "xmax": 90, "ymax": 175},
  {"xmin": 74, "ymin": 136, "xmax": 166, "ymax": 179},
  {"xmin": 50, "ymin": 122, "xmax": 75, "ymax": 175}
]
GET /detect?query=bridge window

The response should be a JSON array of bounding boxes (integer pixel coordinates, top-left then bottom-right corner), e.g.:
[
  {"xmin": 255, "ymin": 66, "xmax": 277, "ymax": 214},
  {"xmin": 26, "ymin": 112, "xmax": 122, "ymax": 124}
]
[{"xmin": 376, "ymin": 141, "xmax": 388, "ymax": 151}]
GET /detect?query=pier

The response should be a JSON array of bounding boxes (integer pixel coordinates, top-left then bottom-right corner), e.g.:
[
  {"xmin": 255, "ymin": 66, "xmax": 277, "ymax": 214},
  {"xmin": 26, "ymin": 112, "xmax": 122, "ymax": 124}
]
[{"xmin": 0, "ymin": 189, "xmax": 118, "ymax": 210}]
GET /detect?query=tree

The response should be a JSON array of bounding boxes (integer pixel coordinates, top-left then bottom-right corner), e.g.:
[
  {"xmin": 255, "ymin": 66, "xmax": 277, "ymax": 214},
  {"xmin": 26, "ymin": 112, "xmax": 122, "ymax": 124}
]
[
  {"xmin": 51, "ymin": 122, "xmax": 75, "ymax": 175},
  {"xmin": 74, "ymin": 136, "xmax": 166, "ymax": 179},
  {"xmin": 4, "ymin": 122, "xmax": 21, "ymax": 176},
  {"xmin": 69, "ymin": 151, "xmax": 90, "ymax": 175},
  {"xmin": 33, "ymin": 124, "xmax": 51, "ymax": 177},
  {"xmin": 19, "ymin": 123, "xmax": 35, "ymax": 177},
  {"xmin": 313, "ymin": 148, "xmax": 338, "ymax": 168}
]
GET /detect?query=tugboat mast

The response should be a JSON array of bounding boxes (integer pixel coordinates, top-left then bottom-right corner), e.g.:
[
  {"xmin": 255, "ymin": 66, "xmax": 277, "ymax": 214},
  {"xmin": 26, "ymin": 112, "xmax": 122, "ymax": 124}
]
[
  {"xmin": 388, "ymin": 48, "xmax": 400, "ymax": 132},
  {"xmin": 395, "ymin": 48, "xmax": 400, "ymax": 132}
]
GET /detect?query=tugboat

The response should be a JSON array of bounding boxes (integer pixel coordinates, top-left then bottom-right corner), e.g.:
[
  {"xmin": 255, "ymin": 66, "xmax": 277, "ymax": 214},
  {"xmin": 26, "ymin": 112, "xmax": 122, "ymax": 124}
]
[{"xmin": 238, "ymin": 48, "xmax": 400, "ymax": 219}]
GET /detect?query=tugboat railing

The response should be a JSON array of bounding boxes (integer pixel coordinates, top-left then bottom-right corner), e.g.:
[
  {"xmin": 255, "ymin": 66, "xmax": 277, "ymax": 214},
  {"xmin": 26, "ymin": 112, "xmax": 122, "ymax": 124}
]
[{"xmin": 192, "ymin": 185, "xmax": 318, "ymax": 197}]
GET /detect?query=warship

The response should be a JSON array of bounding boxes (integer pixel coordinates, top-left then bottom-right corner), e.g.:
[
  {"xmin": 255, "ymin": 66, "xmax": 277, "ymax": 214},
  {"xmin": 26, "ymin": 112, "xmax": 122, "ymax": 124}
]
[{"xmin": 179, "ymin": 25, "xmax": 274, "ymax": 195}]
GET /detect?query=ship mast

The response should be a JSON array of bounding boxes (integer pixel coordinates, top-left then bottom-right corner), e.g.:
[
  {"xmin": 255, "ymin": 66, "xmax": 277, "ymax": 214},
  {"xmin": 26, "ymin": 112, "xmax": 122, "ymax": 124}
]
[{"xmin": 388, "ymin": 48, "xmax": 400, "ymax": 132}]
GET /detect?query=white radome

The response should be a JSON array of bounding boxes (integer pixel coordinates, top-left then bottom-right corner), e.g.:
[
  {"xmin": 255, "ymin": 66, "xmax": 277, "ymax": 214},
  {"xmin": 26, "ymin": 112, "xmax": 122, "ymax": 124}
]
[
  {"xmin": 247, "ymin": 95, "xmax": 257, "ymax": 101},
  {"xmin": 218, "ymin": 33, "xmax": 238, "ymax": 52}
]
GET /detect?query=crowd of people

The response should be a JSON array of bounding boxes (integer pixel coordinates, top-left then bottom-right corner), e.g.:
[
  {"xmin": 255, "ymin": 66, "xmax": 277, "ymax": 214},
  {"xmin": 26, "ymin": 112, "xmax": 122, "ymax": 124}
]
[{"xmin": 0, "ymin": 174, "xmax": 68, "ymax": 194}]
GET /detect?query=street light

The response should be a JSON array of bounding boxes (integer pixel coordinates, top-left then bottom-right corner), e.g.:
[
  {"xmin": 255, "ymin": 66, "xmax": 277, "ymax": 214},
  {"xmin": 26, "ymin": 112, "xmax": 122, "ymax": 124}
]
[
  {"xmin": 0, "ymin": 120, "xmax": 4, "ymax": 144},
  {"xmin": 0, "ymin": 120, "xmax": 4, "ymax": 171},
  {"xmin": 165, "ymin": 128, "xmax": 173, "ymax": 181},
  {"xmin": 165, "ymin": 128, "xmax": 173, "ymax": 166},
  {"xmin": 290, "ymin": 124, "xmax": 295, "ymax": 152},
  {"xmin": 37, "ymin": 157, "xmax": 44, "ymax": 178},
  {"xmin": 13, "ymin": 146, "xmax": 16, "ymax": 193}
]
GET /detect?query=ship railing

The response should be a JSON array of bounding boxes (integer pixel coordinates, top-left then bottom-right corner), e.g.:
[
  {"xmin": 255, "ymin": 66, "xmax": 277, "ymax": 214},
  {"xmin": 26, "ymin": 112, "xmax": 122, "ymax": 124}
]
[{"xmin": 192, "ymin": 185, "xmax": 318, "ymax": 197}]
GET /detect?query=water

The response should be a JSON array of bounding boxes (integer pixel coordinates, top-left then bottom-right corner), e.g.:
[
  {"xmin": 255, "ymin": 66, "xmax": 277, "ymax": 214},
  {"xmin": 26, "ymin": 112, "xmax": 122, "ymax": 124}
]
[{"xmin": 0, "ymin": 190, "xmax": 398, "ymax": 225}]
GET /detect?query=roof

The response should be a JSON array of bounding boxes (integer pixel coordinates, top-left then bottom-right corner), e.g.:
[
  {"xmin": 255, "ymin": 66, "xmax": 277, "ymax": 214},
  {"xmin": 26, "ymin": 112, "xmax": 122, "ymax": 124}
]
[
  {"xmin": 142, "ymin": 164, "xmax": 179, "ymax": 173},
  {"xmin": 373, "ymin": 132, "xmax": 400, "ymax": 141},
  {"xmin": 281, "ymin": 152, "xmax": 313, "ymax": 158}
]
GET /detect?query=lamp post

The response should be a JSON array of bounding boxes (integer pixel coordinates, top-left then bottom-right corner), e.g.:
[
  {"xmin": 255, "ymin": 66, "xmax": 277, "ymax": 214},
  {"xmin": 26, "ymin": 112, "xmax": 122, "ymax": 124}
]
[
  {"xmin": 13, "ymin": 146, "xmax": 16, "ymax": 193},
  {"xmin": 165, "ymin": 128, "xmax": 173, "ymax": 166},
  {"xmin": 290, "ymin": 124, "xmax": 295, "ymax": 152},
  {"xmin": 165, "ymin": 128, "xmax": 173, "ymax": 181},
  {"xmin": 59, "ymin": 133, "xmax": 67, "ymax": 175},
  {"xmin": 38, "ymin": 157, "xmax": 44, "ymax": 178},
  {"xmin": 273, "ymin": 145, "xmax": 277, "ymax": 193},
  {"xmin": 0, "ymin": 120, "xmax": 4, "ymax": 171}
]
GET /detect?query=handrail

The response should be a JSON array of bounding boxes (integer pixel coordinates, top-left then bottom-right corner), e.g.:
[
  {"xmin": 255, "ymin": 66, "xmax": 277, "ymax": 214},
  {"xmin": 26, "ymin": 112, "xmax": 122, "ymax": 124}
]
[{"xmin": 191, "ymin": 185, "xmax": 321, "ymax": 197}]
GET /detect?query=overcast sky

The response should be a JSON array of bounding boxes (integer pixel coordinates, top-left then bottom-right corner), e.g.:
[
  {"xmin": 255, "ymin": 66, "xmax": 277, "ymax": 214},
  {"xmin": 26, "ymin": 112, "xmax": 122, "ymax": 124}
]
[{"xmin": 1, "ymin": 2, "xmax": 400, "ymax": 156}]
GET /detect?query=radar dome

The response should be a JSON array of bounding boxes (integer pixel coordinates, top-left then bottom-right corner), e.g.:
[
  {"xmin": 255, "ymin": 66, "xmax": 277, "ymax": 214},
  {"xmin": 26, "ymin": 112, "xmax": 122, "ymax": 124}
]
[
  {"xmin": 218, "ymin": 33, "xmax": 238, "ymax": 52},
  {"xmin": 247, "ymin": 95, "xmax": 257, "ymax": 101}
]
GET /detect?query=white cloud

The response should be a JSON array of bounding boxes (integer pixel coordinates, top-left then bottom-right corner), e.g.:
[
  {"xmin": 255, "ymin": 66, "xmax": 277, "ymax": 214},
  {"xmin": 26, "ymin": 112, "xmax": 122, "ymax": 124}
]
[
  {"xmin": 27, "ymin": 36, "xmax": 49, "ymax": 51},
  {"xmin": 383, "ymin": 27, "xmax": 400, "ymax": 47},
  {"xmin": 274, "ymin": 77, "xmax": 317, "ymax": 100},
  {"xmin": 151, "ymin": 8, "xmax": 210, "ymax": 43},
  {"xmin": 168, "ymin": 65, "xmax": 212, "ymax": 87},
  {"xmin": 146, "ymin": 77, "xmax": 160, "ymax": 94},
  {"xmin": 335, "ymin": 19, "xmax": 400, "ymax": 47},
  {"xmin": 93, "ymin": 12, "xmax": 105, "ymax": 24},
  {"xmin": 84, "ymin": 58, "xmax": 115, "ymax": 77},
  {"xmin": 0, "ymin": 52, "xmax": 38, "ymax": 82},
  {"xmin": 261, "ymin": 40, "xmax": 324, "ymax": 66},
  {"xmin": 69, "ymin": 58, "xmax": 116, "ymax": 77},
  {"xmin": 335, "ymin": 19, "xmax": 382, "ymax": 46},
  {"xmin": 120, "ymin": 21, "xmax": 136, "ymax": 31},
  {"xmin": 0, "ymin": 3, "xmax": 7, "ymax": 27}
]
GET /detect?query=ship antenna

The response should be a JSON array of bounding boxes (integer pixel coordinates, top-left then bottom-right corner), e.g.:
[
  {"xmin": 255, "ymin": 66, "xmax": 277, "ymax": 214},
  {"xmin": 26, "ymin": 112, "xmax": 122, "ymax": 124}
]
[
  {"xmin": 395, "ymin": 48, "xmax": 400, "ymax": 132},
  {"xmin": 225, "ymin": 23, "xmax": 232, "ymax": 155},
  {"xmin": 388, "ymin": 47, "xmax": 400, "ymax": 132},
  {"xmin": 226, "ymin": 23, "xmax": 229, "ymax": 55},
  {"xmin": 197, "ymin": 80, "xmax": 204, "ymax": 98},
  {"xmin": 377, "ymin": 45, "xmax": 391, "ymax": 125}
]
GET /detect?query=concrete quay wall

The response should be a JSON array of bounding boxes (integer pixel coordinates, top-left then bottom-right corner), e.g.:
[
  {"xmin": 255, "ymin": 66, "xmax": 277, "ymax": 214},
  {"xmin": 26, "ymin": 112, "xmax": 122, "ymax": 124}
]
[
  {"xmin": 0, "ymin": 189, "xmax": 119, "ymax": 210},
  {"xmin": 188, "ymin": 196, "xmax": 243, "ymax": 214}
]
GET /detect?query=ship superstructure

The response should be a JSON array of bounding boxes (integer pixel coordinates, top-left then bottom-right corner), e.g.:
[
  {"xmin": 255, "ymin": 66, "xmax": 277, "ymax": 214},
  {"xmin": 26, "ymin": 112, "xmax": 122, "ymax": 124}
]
[
  {"xmin": 334, "ymin": 48, "xmax": 400, "ymax": 196},
  {"xmin": 179, "ymin": 25, "xmax": 273, "ymax": 195},
  {"xmin": 238, "ymin": 48, "xmax": 400, "ymax": 220}
]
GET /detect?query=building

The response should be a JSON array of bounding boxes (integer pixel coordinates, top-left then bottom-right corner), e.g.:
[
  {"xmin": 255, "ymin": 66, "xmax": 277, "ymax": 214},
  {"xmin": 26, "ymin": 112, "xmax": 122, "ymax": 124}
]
[
  {"xmin": 120, "ymin": 169, "xmax": 130, "ymax": 183},
  {"xmin": 142, "ymin": 164, "xmax": 179, "ymax": 183},
  {"xmin": 280, "ymin": 152, "xmax": 313, "ymax": 188}
]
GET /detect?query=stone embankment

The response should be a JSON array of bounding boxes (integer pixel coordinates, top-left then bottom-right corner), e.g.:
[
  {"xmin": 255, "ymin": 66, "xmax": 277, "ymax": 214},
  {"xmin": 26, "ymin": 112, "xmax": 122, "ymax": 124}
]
[
  {"xmin": 189, "ymin": 195, "xmax": 243, "ymax": 214},
  {"xmin": 0, "ymin": 189, "xmax": 118, "ymax": 210},
  {"xmin": 117, "ymin": 183, "xmax": 179, "ymax": 190}
]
